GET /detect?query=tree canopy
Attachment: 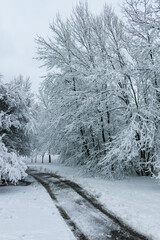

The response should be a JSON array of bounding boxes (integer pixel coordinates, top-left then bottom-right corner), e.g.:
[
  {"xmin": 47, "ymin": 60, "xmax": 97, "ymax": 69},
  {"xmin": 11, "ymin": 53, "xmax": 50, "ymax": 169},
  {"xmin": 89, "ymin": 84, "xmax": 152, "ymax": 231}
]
[{"xmin": 36, "ymin": 0, "xmax": 160, "ymax": 179}]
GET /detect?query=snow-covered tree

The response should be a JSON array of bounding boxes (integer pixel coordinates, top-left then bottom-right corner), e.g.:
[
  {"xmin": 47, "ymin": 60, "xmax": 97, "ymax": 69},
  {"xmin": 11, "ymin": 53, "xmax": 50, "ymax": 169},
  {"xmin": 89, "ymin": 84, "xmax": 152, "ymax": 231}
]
[
  {"xmin": 0, "ymin": 76, "xmax": 34, "ymax": 156},
  {"xmin": 36, "ymin": 1, "xmax": 160, "ymax": 178},
  {"xmin": 120, "ymin": 0, "xmax": 160, "ymax": 175},
  {"xmin": 32, "ymin": 87, "xmax": 53, "ymax": 163},
  {"xmin": 0, "ymin": 75, "xmax": 34, "ymax": 183}
]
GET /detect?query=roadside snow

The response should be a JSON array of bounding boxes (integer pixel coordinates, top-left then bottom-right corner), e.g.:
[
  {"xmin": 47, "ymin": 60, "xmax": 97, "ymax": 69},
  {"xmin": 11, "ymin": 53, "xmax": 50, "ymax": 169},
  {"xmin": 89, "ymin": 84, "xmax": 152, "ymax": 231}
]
[
  {"xmin": 0, "ymin": 176, "xmax": 75, "ymax": 240},
  {"xmin": 28, "ymin": 156, "xmax": 160, "ymax": 240}
]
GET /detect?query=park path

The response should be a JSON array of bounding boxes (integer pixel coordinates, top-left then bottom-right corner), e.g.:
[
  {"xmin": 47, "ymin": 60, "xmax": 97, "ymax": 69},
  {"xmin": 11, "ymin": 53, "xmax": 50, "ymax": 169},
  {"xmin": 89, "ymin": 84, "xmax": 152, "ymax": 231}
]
[{"xmin": 28, "ymin": 168, "xmax": 149, "ymax": 240}]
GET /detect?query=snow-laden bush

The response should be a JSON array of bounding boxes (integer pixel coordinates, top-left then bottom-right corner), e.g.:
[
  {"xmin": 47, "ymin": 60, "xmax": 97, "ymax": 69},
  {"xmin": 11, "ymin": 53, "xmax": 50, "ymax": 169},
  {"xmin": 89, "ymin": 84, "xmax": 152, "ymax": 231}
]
[
  {"xmin": 0, "ymin": 140, "xmax": 27, "ymax": 184},
  {"xmin": 0, "ymin": 76, "xmax": 35, "ymax": 156}
]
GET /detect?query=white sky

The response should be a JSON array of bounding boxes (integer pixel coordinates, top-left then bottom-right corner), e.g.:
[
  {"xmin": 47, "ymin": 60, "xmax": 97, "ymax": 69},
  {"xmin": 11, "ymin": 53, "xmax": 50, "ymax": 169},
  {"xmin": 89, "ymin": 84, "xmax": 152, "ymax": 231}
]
[{"xmin": 0, "ymin": 0, "xmax": 123, "ymax": 92}]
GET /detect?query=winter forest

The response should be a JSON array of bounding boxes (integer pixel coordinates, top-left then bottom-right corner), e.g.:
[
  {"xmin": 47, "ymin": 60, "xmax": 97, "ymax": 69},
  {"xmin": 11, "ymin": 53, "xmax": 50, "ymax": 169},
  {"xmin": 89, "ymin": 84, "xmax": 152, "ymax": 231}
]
[{"xmin": 1, "ymin": 0, "xmax": 160, "ymax": 183}]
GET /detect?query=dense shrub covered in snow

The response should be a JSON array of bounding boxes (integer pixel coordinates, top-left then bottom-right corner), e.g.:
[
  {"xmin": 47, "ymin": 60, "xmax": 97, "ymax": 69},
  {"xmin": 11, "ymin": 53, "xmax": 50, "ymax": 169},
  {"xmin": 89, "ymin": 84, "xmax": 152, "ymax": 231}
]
[
  {"xmin": 0, "ymin": 76, "xmax": 34, "ymax": 183},
  {"xmin": 0, "ymin": 76, "xmax": 34, "ymax": 156},
  {"xmin": 0, "ymin": 140, "xmax": 27, "ymax": 184}
]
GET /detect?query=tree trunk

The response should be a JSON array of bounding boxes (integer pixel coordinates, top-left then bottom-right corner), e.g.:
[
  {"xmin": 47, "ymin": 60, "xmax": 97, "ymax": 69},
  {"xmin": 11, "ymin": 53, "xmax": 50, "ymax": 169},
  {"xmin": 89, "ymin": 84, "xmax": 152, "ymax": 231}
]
[
  {"xmin": 35, "ymin": 155, "xmax": 37, "ymax": 163},
  {"xmin": 107, "ymin": 111, "xmax": 112, "ymax": 142},
  {"xmin": 42, "ymin": 153, "xmax": 45, "ymax": 164},
  {"xmin": 80, "ymin": 127, "xmax": 90, "ymax": 157},
  {"xmin": 90, "ymin": 126, "xmax": 95, "ymax": 148},
  {"xmin": 48, "ymin": 149, "xmax": 51, "ymax": 163},
  {"xmin": 101, "ymin": 115, "xmax": 106, "ymax": 143}
]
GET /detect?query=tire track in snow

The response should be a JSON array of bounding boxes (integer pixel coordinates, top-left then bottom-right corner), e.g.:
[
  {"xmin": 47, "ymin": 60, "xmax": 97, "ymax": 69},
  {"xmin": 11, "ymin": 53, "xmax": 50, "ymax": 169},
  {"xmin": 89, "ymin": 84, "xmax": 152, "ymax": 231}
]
[{"xmin": 27, "ymin": 169, "xmax": 149, "ymax": 240}]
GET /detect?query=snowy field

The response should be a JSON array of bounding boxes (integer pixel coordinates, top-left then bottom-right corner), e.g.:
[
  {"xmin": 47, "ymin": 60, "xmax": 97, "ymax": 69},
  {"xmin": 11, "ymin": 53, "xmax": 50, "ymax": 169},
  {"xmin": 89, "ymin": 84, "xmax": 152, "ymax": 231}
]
[
  {"xmin": 28, "ymin": 156, "xmax": 160, "ymax": 240},
  {"xmin": 0, "ymin": 175, "xmax": 75, "ymax": 240}
]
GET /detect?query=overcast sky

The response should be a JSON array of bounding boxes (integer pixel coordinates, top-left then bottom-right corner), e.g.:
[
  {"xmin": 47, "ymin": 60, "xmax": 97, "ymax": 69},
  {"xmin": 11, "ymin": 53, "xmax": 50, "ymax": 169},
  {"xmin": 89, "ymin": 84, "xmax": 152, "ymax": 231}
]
[{"xmin": 0, "ymin": 0, "xmax": 123, "ymax": 92}]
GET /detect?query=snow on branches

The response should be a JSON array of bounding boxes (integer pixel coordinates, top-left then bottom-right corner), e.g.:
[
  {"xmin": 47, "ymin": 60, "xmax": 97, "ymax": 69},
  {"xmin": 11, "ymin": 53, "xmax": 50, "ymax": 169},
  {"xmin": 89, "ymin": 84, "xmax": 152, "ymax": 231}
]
[
  {"xmin": 0, "ymin": 139, "xmax": 27, "ymax": 184},
  {"xmin": 0, "ymin": 76, "xmax": 34, "ymax": 184},
  {"xmin": 36, "ymin": 1, "xmax": 160, "ymax": 178}
]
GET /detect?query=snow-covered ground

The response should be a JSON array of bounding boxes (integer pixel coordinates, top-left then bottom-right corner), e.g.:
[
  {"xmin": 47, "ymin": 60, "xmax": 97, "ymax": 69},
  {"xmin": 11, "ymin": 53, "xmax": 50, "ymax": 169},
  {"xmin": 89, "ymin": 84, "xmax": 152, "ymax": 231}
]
[
  {"xmin": 28, "ymin": 155, "xmax": 160, "ymax": 240},
  {"xmin": 0, "ymin": 175, "xmax": 75, "ymax": 240}
]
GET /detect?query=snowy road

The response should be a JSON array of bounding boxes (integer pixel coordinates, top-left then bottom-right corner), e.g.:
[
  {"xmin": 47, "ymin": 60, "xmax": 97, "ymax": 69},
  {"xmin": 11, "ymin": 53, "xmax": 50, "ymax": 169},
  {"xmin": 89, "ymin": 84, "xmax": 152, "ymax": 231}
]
[
  {"xmin": 28, "ymin": 169, "xmax": 148, "ymax": 240},
  {"xmin": 0, "ymin": 175, "xmax": 75, "ymax": 240}
]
